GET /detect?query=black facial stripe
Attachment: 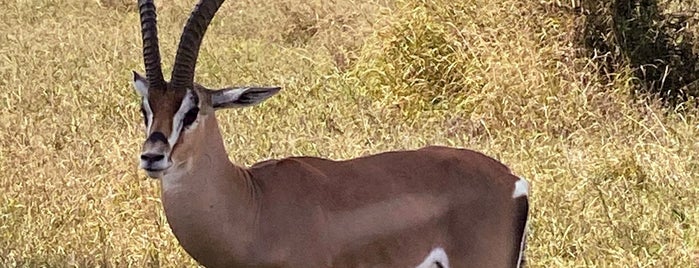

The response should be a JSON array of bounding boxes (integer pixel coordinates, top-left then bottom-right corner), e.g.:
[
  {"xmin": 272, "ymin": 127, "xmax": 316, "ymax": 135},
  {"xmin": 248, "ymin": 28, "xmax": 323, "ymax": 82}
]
[
  {"xmin": 146, "ymin": 131, "xmax": 168, "ymax": 144},
  {"xmin": 180, "ymin": 90, "xmax": 200, "ymax": 129},
  {"xmin": 182, "ymin": 107, "xmax": 199, "ymax": 128},
  {"xmin": 191, "ymin": 90, "xmax": 199, "ymax": 106},
  {"xmin": 141, "ymin": 105, "xmax": 148, "ymax": 126}
]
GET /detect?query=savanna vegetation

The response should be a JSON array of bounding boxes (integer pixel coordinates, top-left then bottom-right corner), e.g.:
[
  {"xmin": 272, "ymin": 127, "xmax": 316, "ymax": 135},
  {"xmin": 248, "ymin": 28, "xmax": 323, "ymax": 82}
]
[{"xmin": 1, "ymin": 0, "xmax": 698, "ymax": 266}]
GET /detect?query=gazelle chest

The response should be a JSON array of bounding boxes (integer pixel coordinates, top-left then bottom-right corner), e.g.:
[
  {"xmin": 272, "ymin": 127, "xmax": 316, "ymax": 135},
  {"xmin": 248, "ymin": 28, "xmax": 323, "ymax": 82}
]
[{"xmin": 159, "ymin": 177, "xmax": 260, "ymax": 266}]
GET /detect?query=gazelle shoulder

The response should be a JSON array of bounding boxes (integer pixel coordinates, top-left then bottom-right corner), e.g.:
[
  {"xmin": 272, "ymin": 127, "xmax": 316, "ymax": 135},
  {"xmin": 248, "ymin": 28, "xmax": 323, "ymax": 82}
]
[{"xmin": 248, "ymin": 157, "xmax": 334, "ymax": 183}]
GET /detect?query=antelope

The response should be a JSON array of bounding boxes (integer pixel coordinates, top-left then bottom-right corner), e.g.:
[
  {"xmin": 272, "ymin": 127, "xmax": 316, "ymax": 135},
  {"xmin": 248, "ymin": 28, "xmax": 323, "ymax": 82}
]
[{"xmin": 131, "ymin": 0, "xmax": 530, "ymax": 267}]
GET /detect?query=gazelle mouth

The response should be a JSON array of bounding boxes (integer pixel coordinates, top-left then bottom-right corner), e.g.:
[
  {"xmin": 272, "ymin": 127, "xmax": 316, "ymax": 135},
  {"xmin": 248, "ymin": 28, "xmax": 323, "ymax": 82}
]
[
  {"xmin": 140, "ymin": 158, "xmax": 172, "ymax": 176},
  {"xmin": 143, "ymin": 167, "xmax": 166, "ymax": 178}
]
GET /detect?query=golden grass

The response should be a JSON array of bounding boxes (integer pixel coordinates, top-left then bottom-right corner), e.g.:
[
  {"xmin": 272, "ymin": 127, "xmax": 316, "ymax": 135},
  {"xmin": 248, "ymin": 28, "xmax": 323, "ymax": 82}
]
[{"xmin": 1, "ymin": 0, "xmax": 697, "ymax": 266}]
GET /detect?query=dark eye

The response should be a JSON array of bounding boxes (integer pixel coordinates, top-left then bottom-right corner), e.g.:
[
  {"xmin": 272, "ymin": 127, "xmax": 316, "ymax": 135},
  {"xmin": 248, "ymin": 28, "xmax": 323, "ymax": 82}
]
[
  {"xmin": 182, "ymin": 107, "xmax": 199, "ymax": 128},
  {"xmin": 141, "ymin": 106, "xmax": 148, "ymax": 127}
]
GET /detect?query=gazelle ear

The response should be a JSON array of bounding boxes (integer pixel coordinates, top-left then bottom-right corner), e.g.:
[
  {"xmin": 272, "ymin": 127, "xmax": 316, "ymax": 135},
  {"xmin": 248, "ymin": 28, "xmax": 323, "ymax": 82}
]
[
  {"xmin": 210, "ymin": 86, "xmax": 281, "ymax": 110},
  {"xmin": 132, "ymin": 71, "xmax": 149, "ymax": 97}
]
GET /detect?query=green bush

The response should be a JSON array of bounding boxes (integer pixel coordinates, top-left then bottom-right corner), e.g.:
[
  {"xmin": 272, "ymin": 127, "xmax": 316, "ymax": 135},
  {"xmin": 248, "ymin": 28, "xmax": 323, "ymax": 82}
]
[{"xmin": 581, "ymin": 0, "xmax": 699, "ymax": 106}]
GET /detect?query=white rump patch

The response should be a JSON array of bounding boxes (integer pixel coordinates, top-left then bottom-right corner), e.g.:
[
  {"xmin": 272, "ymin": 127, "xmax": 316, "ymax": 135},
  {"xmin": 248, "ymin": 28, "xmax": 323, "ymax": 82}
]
[
  {"xmin": 512, "ymin": 177, "xmax": 529, "ymax": 198},
  {"xmin": 415, "ymin": 247, "xmax": 449, "ymax": 268}
]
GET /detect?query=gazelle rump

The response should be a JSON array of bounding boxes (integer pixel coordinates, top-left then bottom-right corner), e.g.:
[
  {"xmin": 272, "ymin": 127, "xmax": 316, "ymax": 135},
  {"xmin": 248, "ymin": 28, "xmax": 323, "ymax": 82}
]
[{"xmin": 131, "ymin": 0, "xmax": 530, "ymax": 267}]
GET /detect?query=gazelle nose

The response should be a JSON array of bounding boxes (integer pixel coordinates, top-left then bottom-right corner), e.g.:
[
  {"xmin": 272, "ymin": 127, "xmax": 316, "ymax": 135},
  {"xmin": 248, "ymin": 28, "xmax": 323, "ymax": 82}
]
[{"xmin": 141, "ymin": 153, "xmax": 165, "ymax": 163}]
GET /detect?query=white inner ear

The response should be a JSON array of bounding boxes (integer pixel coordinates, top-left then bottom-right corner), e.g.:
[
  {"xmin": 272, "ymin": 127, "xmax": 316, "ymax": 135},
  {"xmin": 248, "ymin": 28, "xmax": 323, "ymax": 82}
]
[
  {"xmin": 211, "ymin": 88, "xmax": 246, "ymax": 106},
  {"xmin": 133, "ymin": 79, "xmax": 148, "ymax": 98},
  {"xmin": 169, "ymin": 90, "xmax": 199, "ymax": 145},
  {"xmin": 133, "ymin": 79, "xmax": 149, "ymax": 97}
]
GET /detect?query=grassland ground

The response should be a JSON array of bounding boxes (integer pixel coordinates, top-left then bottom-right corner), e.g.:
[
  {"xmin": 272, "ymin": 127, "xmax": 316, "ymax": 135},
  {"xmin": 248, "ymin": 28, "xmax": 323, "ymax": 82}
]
[{"xmin": 0, "ymin": 0, "xmax": 698, "ymax": 267}]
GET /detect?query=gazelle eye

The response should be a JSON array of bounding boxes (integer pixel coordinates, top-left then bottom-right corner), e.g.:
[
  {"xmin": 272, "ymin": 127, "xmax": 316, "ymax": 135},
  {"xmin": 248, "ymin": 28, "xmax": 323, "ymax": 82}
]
[{"xmin": 182, "ymin": 107, "xmax": 199, "ymax": 128}]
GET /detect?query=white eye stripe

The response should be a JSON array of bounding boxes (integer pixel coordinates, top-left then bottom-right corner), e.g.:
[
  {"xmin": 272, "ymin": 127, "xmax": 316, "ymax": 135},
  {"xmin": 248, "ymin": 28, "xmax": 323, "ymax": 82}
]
[
  {"xmin": 143, "ymin": 98, "xmax": 154, "ymax": 134},
  {"xmin": 169, "ymin": 90, "xmax": 199, "ymax": 145}
]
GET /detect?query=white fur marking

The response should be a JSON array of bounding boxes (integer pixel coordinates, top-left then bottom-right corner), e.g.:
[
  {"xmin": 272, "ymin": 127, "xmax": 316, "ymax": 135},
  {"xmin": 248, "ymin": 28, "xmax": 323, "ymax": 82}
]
[
  {"xmin": 415, "ymin": 247, "xmax": 449, "ymax": 268},
  {"xmin": 143, "ymin": 98, "xmax": 154, "ymax": 134},
  {"xmin": 169, "ymin": 90, "xmax": 197, "ymax": 146},
  {"xmin": 512, "ymin": 177, "xmax": 529, "ymax": 198},
  {"xmin": 211, "ymin": 87, "xmax": 246, "ymax": 106},
  {"xmin": 133, "ymin": 79, "xmax": 149, "ymax": 97},
  {"xmin": 516, "ymin": 232, "xmax": 526, "ymax": 268}
]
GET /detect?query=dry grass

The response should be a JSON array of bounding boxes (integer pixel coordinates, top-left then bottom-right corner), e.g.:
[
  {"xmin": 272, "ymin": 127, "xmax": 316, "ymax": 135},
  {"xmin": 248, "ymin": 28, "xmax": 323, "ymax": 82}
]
[{"xmin": 1, "ymin": 0, "xmax": 697, "ymax": 267}]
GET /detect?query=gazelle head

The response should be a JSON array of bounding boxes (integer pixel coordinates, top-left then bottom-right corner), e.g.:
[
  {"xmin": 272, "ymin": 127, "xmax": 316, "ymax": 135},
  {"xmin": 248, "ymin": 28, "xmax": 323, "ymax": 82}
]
[{"xmin": 133, "ymin": 0, "xmax": 281, "ymax": 178}]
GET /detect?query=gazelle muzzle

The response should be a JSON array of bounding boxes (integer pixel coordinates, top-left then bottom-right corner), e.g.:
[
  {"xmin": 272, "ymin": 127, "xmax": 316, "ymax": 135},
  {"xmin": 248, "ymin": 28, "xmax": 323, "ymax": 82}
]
[{"xmin": 140, "ymin": 131, "xmax": 172, "ymax": 178}]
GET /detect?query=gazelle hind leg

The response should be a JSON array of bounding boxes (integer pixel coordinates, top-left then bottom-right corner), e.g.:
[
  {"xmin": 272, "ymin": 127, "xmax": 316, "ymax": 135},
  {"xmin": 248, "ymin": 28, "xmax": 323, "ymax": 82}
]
[{"xmin": 415, "ymin": 247, "xmax": 449, "ymax": 268}]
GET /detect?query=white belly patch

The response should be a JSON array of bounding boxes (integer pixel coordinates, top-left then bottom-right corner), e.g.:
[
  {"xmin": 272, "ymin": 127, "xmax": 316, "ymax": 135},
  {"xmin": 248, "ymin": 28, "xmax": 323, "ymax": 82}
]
[{"xmin": 415, "ymin": 247, "xmax": 449, "ymax": 268}]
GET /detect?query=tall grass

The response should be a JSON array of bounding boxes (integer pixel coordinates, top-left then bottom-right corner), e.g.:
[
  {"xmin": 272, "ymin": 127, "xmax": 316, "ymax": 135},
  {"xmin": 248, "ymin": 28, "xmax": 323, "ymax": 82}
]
[{"xmin": 0, "ymin": 0, "xmax": 697, "ymax": 266}]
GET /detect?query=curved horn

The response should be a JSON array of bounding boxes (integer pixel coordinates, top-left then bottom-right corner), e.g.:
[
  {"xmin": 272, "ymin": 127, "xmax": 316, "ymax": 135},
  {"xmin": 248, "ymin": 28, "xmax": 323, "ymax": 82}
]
[
  {"xmin": 170, "ymin": 0, "xmax": 225, "ymax": 90},
  {"xmin": 138, "ymin": 0, "xmax": 166, "ymax": 90}
]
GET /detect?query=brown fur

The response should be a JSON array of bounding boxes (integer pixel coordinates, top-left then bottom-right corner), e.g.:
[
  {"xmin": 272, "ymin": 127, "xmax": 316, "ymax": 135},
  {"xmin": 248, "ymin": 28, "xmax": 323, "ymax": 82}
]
[
  {"xmin": 133, "ymin": 1, "xmax": 528, "ymax": 265},
  {"xmin": 147, "ymin": 88, "xmax": 186, "ymax": 136},
  {"xmin": 150, "ymin": 99, "xmax": 529, "ymax": 267}
]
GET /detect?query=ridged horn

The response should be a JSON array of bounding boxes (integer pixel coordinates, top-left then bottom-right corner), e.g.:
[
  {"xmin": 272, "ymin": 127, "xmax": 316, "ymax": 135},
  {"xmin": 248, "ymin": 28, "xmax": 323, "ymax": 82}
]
[
  {"xmin": 138, "ymin": 0, "xmax": 166, "ymax": 90},
  {"xmin": 170, "ymin": 0, "xmax": 225, "ymax": 90}
]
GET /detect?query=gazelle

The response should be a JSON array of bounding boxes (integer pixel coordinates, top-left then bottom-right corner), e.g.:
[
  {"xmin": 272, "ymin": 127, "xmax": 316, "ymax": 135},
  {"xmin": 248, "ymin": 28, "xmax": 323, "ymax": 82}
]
[{"xmin": 131, "ymin": 0, "xmax": 530, "ymax": 267}]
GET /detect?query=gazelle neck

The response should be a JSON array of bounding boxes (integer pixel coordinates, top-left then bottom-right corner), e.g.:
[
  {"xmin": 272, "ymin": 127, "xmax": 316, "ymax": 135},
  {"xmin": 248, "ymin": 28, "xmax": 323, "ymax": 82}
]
[
  {"xmin": 161, "ymin": 113, "xmax": 250, "ymax": 195},
  {"xmin": 158, "ymin": 114, "xmax": 260, "ymax": 263}
]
